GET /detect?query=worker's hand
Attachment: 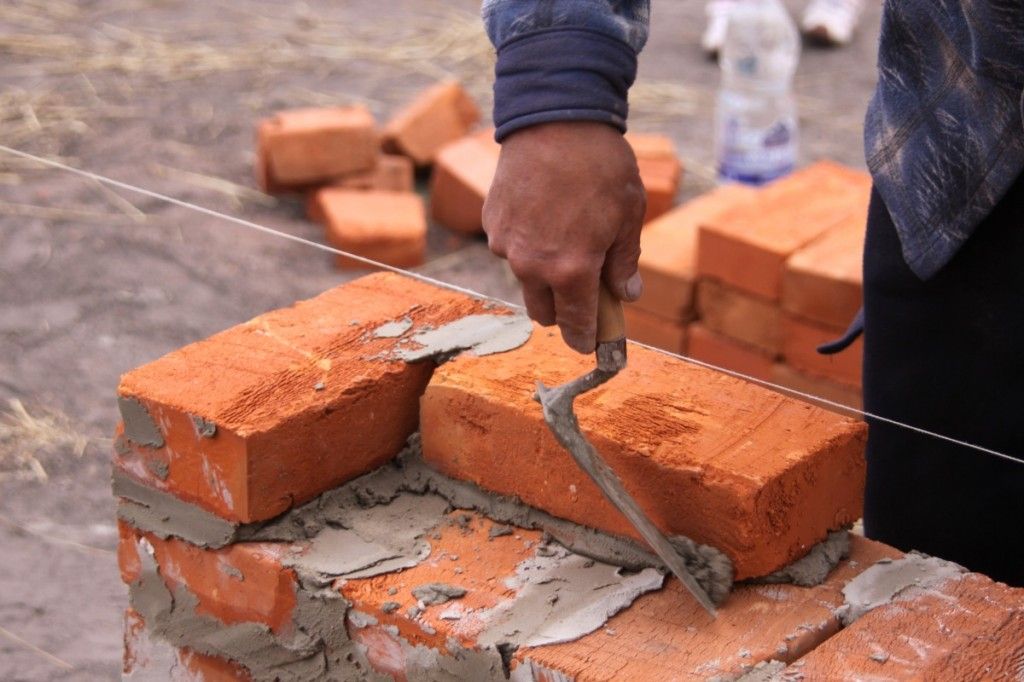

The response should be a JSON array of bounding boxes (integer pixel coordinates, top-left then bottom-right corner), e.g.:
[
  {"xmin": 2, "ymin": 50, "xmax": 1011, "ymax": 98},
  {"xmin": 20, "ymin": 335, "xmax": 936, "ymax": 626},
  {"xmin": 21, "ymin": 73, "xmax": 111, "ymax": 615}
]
[{"xmin": 483, "ymin": 121, "xmax": 646, "ymax": 354}]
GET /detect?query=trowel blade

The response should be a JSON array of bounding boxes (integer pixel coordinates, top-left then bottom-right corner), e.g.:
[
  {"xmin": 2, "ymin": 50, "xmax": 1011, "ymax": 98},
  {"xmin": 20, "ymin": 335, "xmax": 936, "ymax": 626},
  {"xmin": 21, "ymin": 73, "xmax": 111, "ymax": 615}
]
[{"xmin": 536, "ymin": 381, "xmax": 718, "ymax": 617}]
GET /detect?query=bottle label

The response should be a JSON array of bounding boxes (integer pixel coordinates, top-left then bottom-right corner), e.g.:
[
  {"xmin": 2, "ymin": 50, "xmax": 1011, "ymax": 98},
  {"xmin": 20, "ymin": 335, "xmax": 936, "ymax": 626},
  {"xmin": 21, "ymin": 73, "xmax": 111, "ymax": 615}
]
[{"xmin": 717, "ymin": 116, "xmax": 797, "ymax": 185}]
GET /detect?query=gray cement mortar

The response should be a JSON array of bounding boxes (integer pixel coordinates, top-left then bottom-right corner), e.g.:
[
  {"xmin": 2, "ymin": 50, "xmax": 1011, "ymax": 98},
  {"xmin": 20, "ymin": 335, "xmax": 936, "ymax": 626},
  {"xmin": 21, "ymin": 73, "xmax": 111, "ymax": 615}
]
[
  {"xmin": 117, "ymin": 396, "xmax": 164, "ymax": 448},
  {"xmin": 836, "ymin": 553, "xmax": 966, "ymax": 626}
]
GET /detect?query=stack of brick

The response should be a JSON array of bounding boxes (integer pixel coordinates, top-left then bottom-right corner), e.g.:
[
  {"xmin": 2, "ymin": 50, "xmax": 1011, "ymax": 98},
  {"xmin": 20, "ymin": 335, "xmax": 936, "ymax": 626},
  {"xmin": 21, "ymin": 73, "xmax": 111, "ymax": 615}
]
[
  {"xmin": 626, "ymin": 161, "xmax": 870, "ymax": 413},
  {"xmin": 113, "ymin": 272, "xmax": 1024, "ymax": 680}
]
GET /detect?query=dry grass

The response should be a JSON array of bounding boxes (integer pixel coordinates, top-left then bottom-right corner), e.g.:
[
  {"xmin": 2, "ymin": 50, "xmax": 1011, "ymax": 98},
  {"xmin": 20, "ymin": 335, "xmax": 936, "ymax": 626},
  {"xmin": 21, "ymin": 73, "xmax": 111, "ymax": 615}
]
[{"xmin": 0, "ymin": 399, "xmax": 90, "ymax": 483}]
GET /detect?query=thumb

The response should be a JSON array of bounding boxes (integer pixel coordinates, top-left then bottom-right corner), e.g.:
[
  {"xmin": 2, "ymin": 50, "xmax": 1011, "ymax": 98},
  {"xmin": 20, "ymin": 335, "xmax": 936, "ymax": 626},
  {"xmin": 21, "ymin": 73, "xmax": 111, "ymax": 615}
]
[{"xmin": 603, "ymin": 219, "xmax": 644, "ymax": 303}]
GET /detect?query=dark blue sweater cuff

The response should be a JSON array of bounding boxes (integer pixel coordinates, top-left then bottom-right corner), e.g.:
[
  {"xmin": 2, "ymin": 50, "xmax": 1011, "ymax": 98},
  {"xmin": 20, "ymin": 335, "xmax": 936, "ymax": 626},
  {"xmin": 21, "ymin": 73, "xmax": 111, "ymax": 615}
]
[{"xmin": 492, "ymin": 28, "xmax": 638, "ymax": 142}]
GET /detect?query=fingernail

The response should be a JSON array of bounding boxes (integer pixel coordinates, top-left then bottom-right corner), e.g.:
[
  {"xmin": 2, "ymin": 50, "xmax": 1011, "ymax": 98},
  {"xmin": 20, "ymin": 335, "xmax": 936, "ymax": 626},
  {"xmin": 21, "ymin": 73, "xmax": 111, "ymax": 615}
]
[{"xmin": 624, "ymin": 273, "xmax": 644, "ymax": 301}]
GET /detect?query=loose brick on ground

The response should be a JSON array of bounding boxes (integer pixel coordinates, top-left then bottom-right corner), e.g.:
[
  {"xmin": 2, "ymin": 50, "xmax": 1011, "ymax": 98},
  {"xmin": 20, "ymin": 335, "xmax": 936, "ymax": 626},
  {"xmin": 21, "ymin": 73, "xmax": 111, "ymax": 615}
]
[
  {"xmin": 115, "ymin": 272, "xmax": 489, "ymax": 523},
  {"xmin": 420, "ymin": 324, "xmax": 867, "ymax": 579},
  {"xmin": 310, "ymin": 188, "xmax": 427, "ymax": 269},
  {"xmin": 782, "ymin": 314, "xmax": 863, "ymax": 388},
  {"xmin": 784, "ymin": 572, "xmax": 1024, "ymax": 681},
  {"xmin": 429, "ymin": 130, "xmax": 500, "ymax": 234},
  {"xmin": 783, "ymin": 206, "xmax": 867, "ymax": 329},
  {"xmin": 383, "ymin": 80, "xmax": 480, "ymax": 166},
  {"xmin": 697, "ymin": 278, "xmax": 783, "ymax": 355},
  {"xmin": 697, "ymin": 161, "xmax": 871, "ymax": 300},
  {"xmin": 688, "ymin": 323, "xmax": 774, "ymax": 382},
  {"xmin": 623, "ymin": 304, "xmax": 688, "ymax": 353},
  {"xmin": 635, "ymin": 184, "xmax": 756, "ymax": 320},
  {"xmin": 326, "ymin": 153, "xmax": 415, "ymax": 194},
  {"xmin": 256, "ymin": 106, "xmax": 378, "ymax": 189},
  {"xmin": 771, "ymin": 364, "xmax": 863, "ymax": 414}
]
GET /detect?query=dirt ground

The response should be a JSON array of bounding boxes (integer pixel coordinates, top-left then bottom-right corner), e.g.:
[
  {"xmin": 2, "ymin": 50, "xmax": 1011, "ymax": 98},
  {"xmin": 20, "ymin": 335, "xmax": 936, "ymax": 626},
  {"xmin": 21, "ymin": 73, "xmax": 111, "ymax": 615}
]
[{"xmin": 0, "ymin": 1, "xmax": 882, "ymax": 679}]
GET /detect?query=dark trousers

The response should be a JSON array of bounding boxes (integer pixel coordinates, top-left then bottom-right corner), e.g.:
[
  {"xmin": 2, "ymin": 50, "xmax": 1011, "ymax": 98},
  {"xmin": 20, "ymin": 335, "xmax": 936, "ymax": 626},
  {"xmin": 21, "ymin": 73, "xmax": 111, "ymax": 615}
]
[{"xmin": 862, "ymin": 177, "xmax": 1024, "ymax": 586}]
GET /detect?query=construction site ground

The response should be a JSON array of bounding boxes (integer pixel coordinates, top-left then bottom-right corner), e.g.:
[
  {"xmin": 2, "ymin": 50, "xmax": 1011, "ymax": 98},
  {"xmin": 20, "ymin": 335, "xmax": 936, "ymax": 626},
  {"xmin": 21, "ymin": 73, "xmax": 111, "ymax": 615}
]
[{"xmin": 0, "ymin": 1, "xmax": 883, "ymax": 679}]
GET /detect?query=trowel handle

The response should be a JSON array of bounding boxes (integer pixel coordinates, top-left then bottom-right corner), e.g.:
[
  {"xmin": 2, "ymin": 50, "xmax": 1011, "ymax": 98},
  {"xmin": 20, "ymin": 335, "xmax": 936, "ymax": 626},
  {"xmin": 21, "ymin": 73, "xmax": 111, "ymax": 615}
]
[{"xmin": 597, "ymin": 281, "xmax": 626, "ymax": 343}]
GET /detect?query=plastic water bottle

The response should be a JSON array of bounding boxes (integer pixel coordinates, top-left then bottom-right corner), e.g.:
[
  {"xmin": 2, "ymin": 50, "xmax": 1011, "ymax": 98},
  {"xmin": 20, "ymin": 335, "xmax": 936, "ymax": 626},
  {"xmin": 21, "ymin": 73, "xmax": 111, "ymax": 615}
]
[{"xmin": 715, "ymin": 0, "xmax": 800, "ymax": 185}]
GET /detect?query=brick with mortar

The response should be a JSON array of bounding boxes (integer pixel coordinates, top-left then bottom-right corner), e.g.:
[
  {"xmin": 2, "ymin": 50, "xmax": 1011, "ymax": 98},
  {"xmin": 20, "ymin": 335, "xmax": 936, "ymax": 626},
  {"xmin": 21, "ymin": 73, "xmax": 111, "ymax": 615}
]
[
  {"xmin": 311, "ymin": 188, "xmax": 427, "ymax": 269},
  {"xmin": 114, "ymin": 272, "xmax": 489, "ymax": 523},
  {"xmin": 635, "ymin": 184, "xmax": 757, "ymax": 321},
  {"xmin": 624, "ymin": 304, "xmax": 687, "ymax": 353},
  {"xmin": 429, "ymin": 130, "xmax": 500, "ymax": 235},
  {"xmin": 340, "ymin": 514, "xmax": 904, "ymax": 680},
  {"xmin": 783, "ymin": 205, "xmax": 867, "ymax": 329},
  {"xmin": 688, "ymin": 322, "xmax": 775, "ymax": 382},
  {"xmin": 783, "ymin": 572, "xmax": 1024, "ymax": 680},
  {"xmin": 697, "ymin": 278, "xmax": 783, "ymax": 355},
  {"xmin": 383, "ymin": 80, "xmax": 480, "ymax": 166},
  {"xmin": 123, "ymin": 609, "xmax": 253, "ymax": 681},
  {"xmin": 420, "ymin": 324, "xmax": 867, "ymax": 579},
  {"xmin": 782, "ymin": 313, "xmax": 863, "ymax": 389},
  {"xmin": 697, "ymin": 161, "xmax": 871, "ymax": 300},
  {"xmin": 255, "ymin": 106, "xmax": 377, "ymax": 189}
]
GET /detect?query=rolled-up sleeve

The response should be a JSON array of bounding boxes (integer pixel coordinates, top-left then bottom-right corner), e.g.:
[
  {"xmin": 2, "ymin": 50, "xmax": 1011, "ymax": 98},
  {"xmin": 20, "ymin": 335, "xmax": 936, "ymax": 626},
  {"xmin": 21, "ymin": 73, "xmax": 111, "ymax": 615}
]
[{"xmin": 482, "ymin": 0, "xmax": 650, "ymax": 141}]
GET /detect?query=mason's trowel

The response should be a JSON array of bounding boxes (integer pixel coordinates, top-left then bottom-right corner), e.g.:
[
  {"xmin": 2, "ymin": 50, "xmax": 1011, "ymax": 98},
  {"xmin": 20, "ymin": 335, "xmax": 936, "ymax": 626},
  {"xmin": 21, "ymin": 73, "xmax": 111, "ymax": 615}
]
[{"xmin": 535, "ymin": 283, "xmax": 718, "ymax": 616}]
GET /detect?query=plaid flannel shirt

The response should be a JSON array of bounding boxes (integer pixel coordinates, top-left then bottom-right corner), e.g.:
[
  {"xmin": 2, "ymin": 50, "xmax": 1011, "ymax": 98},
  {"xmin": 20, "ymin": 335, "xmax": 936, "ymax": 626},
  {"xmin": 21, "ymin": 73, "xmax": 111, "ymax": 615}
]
[{"xmin": 483, "ymin": 0, "xmax": 1024, "ymax": 279}]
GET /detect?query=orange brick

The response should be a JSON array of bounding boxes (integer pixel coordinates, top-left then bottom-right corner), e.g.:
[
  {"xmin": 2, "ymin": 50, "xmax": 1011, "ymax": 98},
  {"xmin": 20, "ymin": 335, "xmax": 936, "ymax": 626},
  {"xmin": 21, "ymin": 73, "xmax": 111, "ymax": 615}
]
[
  {"xmin": 697, "ymin": 278, "xmax": 783, "ymax": 355},
  {"xmin": 115, "ymin": 272, "xmax": 488, "ymax": 523},
  {"xmin": 429, "ymin": 131, "xmax": 500, "ymax": 234},
  {"xmin": 698, "ymin": 161, "xmax": 871, "ymax": 300},
  {"xmin": 623, "ymin": 304, "xmax": 687, "ymax": 353},
  {"xmin": 340, "ymin": 515, "xmax": 903, "ymax": 680},
  {"xmin": 626, "ymin": 133, "xmax": 684, "ymax": 223},
  {"xmin": 786, "ymin": 572, "xmax": 1024, "ymax": 680},
  {"xmin": 124, "ymin": 609, "xmax": 252, "ymax": 681},
  {"xmin": 329, "ymin": 153, "xmax": 415, "ymax": 194},
  {"xmin": 782, "ymin": 314, "xmax": 862, "ymax": 388},
  {"xmin": 420, "ymin": 325, "xmax": 866, "ymax": 579},
  {"xmin": 383, "ymin": 80, "xmax": 481, "ymax": 166},
  {"xmin": 771, "ymin": 363, "xmax": 862, "ymax": 415},
  {"xmin": 119, "ymin": 523, "xmax": 297, "ymax": 633},
  {"xmin": 636, "ymin": 185, "xmax": 757, "ymax": 320},
  {"xmin": 256, "ymin": 106, "xmax": 377, "ymax": 188},
  {"xmin": 688, "ymin": 323, "xmax": 774, "ymax": 382},
  {"xmin": 311, "ymin": 189, "xmax": 427, "ymax": 269},
  {"xmin": 784, "ymin": 206, "xmax": 867, "ymax": 329}
]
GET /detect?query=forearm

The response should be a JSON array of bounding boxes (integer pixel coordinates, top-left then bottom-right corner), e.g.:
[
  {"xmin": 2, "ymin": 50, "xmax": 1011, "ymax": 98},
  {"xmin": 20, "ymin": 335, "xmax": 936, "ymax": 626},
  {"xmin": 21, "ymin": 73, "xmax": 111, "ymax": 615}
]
[{"xmin": 481, "ymin": 0, "xmax": 651, "ymax": 140}]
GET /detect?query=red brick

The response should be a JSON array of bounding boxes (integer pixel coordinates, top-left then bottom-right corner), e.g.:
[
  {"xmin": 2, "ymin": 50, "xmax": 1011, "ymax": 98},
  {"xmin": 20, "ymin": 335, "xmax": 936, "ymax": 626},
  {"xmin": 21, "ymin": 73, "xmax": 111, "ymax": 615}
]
[
  {"xmin": 771, "ymin": 364, "xmax": 863, "ymax": 415},
  {"xmin": 420, "ymin": 324, "xmax": 866, "ymax": 579},
  {"xmin": 782, "ymin": 314, "xmax": 862, "ymax": 388},
  {"xmin": 124, "ymin": 609, "xmax": 252, "ymax": 681},
  {"xmin": 696, "ymin": 278, "xmax": 783, "ymax": 355},
  {"xmin": 383, "ymin": 80, "xmax": 480, "ymax": 166},
  {"xmin": 623, "ymin": 304, "xmax": 687, "ymax": 353},
  {"xmin": 428, "ymin": 131, "xmax": 500, "ymax": 234},
  {"xmin": 340, "ymin": 515, "xmax": 903, "ymax": 680},
  {"xmin": 786, "ymin": 572, "xmax": 1024, "ymax": 681},
  {"xmin": 688, "ymin": 323, "xmax": 774, "ymax": 382},
  {"xmin": 635, "ymin": 185, "xmax": 757, "ymax": 320},
  {"xmin": 115, "ymin": 272, "xmax": 488, "ymax": 523},
  {"xmin": 256, "ymin": 106, "xmax": 377, "ymax": 188},
  {"xmin": 783, "ymin": 206, "xmax": 867, "ymax": 329},
  {"xmin": 119, "ymin": 522, "xmax": 297, "ymax": 634},
  {"xmin": 328, "ymin": 153, "xmax": 415, "ymax": 194},
  {"xmin": 310, "ymin": 189, "xmax": 427, "ymax": 269},
  {"xmin": 626, "ymin": 133, "xmax": 684, "ymax": 223},
  {"xmin": 698, "ymin": 162, "xmax": 871, "ymax": 300}
]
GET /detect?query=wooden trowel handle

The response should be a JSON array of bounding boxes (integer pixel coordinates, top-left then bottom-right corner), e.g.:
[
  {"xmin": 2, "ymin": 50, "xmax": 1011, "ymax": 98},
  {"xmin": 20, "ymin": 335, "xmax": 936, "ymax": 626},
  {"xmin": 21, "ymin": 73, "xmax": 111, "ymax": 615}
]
[{"xmin": 597, "ymin": 281, "xmax": 626, "ymax": 343}]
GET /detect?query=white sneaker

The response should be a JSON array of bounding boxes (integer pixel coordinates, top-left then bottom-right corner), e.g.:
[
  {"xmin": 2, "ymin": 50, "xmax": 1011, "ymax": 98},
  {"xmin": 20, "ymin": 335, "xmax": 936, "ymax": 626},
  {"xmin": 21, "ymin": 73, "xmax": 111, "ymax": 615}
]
[
  {"xmin": 801, "ymin": 0, "xmax": 864, "ymax": 45},
  {"xmin": 702, "ymin": 0, "xmax": 736, "ymax": 57}
]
